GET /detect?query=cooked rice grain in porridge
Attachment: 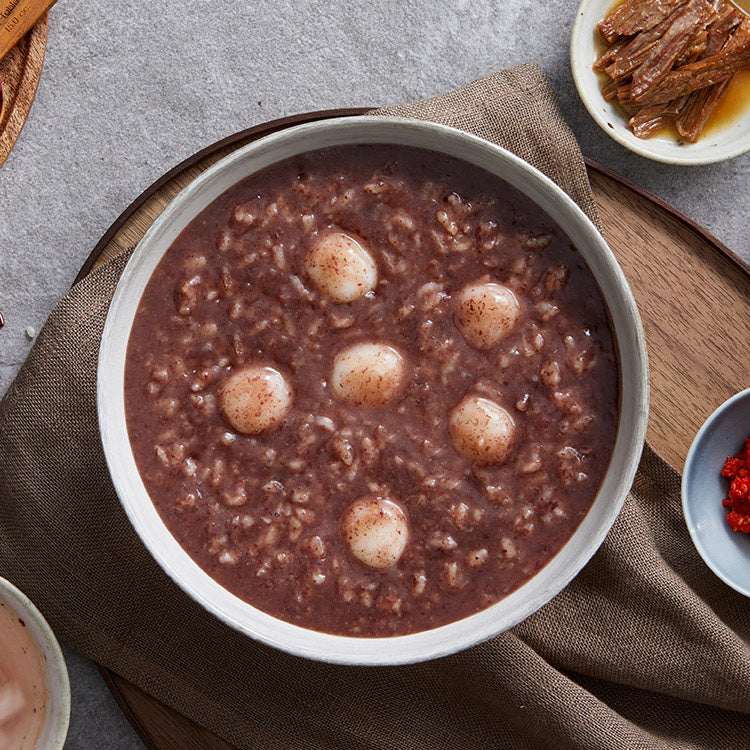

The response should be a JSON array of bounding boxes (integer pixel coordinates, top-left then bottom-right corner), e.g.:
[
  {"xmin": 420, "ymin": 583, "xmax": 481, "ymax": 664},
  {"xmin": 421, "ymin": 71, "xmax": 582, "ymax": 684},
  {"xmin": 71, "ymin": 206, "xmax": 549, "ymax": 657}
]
[{"xmin": 125, "ymin": 145, "xmax": 619, "ymax": 636}]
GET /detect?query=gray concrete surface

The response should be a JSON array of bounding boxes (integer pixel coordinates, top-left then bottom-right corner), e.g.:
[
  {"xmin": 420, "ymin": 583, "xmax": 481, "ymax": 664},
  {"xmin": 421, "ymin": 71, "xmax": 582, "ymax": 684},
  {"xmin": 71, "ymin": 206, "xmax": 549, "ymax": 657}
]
[{"xmin": 0, "ymin": 0, "xmax": 747, "ymax": 747}]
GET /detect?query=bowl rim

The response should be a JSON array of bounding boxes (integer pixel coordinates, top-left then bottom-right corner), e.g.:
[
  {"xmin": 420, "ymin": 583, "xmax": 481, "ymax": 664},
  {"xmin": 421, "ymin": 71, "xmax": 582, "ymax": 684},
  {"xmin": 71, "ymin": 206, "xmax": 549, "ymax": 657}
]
[
  {"xmin": 98, "ymin": 114, "xmax": 649, "ymax": 665},
  {"xmin": 0, "ymin": 577, "xmax": 71, "ymax": 749},
  {"xmin": 681, "ymin": 386, "xmax": 750, "ymax": 597},
  {"xmin": 570, "ymin": 0, "xmax": 750, "ymax": 165}
]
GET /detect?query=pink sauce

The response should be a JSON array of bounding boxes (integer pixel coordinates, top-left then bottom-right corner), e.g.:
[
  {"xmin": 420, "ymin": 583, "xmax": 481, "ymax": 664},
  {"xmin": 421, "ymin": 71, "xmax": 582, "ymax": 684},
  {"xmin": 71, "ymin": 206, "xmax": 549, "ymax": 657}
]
[{"xmin": 0, "ymin": 598, "xmax": 47, "ymax": 749}]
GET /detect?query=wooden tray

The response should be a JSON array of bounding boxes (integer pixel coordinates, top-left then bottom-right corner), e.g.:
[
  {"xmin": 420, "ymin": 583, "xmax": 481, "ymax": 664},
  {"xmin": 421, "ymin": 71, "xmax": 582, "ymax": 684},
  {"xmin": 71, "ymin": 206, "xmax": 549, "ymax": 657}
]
[
  {"xmin": 75, "ymin": 109, "xmax": 750, "ymax": 750},
  {"xmin": 0, "ymin": 10, "xmax": 47, "ymax": 167}
]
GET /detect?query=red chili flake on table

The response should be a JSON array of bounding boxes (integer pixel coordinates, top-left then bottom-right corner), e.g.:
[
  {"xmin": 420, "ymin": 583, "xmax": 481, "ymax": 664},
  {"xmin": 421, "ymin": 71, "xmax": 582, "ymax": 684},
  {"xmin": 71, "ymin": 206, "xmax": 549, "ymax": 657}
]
[{"xmin": 721, "ymin": 437, "xmax": 750, "ymax": 533}]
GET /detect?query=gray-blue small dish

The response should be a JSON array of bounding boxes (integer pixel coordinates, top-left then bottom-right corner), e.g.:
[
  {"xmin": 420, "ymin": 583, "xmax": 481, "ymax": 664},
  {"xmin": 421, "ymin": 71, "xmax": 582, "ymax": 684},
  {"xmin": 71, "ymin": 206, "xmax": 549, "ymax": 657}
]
[{"xmin": 682, "ymin": 387, "xmax": 750, "ymax": 597}]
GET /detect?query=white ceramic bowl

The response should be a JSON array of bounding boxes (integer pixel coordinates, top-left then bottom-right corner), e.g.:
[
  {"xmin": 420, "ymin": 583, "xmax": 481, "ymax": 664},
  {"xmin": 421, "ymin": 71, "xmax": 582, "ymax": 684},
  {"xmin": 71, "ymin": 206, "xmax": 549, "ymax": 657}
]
[
  {"xmin": 0, "ymin": 578, "xmax": 70, "ymax": 748},
  {"xmin": 682, "ymin": 388, "xmax": 750, "ymax": 597},
  {"xmin": 98, "ymin": 116, "xmax": 649, "ymax": 665},
  {"xmin": 571, "ymin": 0, "xmax": 750, "ymax": 164}
]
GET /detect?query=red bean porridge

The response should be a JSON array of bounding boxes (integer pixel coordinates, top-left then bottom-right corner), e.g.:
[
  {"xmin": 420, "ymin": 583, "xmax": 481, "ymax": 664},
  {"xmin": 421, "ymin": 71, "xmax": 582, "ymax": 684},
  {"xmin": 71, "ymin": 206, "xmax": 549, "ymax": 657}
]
[{"xmin": 125, "ymin": 144, "xmax": 619, "ymax": 637}]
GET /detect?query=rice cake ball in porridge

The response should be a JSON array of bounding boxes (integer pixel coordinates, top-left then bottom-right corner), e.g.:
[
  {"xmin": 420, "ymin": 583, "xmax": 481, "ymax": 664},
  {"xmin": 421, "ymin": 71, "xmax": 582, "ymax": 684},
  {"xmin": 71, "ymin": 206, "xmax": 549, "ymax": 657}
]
[
  {"xmin": 449, "ymin": 394, "xmax": 516, "ymax": 466},
  {"xmin": 342, "ymin": 497, "xmax": 409, "ymax": 569},
  {"xmin": 304, "ymin": 232, "xmax": 378, "ymax": 303},
  {"xmin": 219, "ymin": 365, "xmax": 292, "ymax": 434},
  {"xmin": 331, "ymin": 343, "xmax": 406, "ymax": 407},
  {"xmin": 125, "ymin": 144, "xmax": 619, "ymax": 637},
  {"xmin": 455, "ymin": 281, "xmax": 520, "ymax": 350}
]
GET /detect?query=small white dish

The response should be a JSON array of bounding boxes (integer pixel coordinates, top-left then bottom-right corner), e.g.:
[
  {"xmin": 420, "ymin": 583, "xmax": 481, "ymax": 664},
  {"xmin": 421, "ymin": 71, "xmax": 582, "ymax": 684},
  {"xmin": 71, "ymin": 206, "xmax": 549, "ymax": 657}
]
[
  {"xmin": 0, "ymin": 577, "xmax": 71, "ymax": 748},
  {"xmin": 571, "ymin": 0, "xmax": 750, "ymax": 164},
  {"xmin": 682, "ymin": 388, "xmax": 750, "ymax": 597},
  {"xmin": 98, "ymin": 116, "xmax": 649, "ymax": 665}
]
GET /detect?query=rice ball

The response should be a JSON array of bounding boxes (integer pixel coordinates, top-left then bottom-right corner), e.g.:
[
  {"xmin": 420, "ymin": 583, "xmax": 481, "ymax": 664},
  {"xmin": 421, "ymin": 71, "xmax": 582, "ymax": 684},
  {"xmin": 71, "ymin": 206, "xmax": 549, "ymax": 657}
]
[
  {"xmin": 304, "ymin": 232, "xmax": 377, "ymax": 303},
  {"xmin": 342, "ymin": 497, "xmax": 408, "ymax": 569},
  {"xmin": 219, "ymin": 365, "xmax": 292, "ymax": 434},
  {"xmin": 449, "ymin": 394, "xmax": 516, "ymax": 465},
  {"xmin": 331, "ymin": 343, "xmax": 406, "ymax": 407},
  {"xmin": 455, "ymin": 281, "xmax": 520, "ymax": 350}
]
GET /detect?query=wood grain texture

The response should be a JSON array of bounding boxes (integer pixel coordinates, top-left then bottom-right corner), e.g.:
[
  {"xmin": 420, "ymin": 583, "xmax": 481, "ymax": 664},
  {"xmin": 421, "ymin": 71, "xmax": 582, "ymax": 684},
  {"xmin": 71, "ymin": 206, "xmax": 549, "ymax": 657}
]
[
  {"xmin": 81, "ymin": 119, "xmax": 749, "ymax": 750},
  {"xmin": 0, "ymin": 0, "xmax": 55, "ymax": 60},
  {"xmin": 99, "ymin": 670, "xmax": 234, "ymax": 750},
  {"xmin": 589, "ymin": 168, "xmax": 749, "ymax": 471},
  {"xmin": 0, "ymin": 11, "xmax": 47, "ymax": 167}
]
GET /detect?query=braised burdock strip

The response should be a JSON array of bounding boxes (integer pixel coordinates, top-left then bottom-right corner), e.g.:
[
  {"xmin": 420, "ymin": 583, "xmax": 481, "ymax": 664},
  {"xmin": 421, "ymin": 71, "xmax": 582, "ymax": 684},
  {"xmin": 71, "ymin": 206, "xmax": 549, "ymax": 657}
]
[
  {"xmin": 675, "ymin": 9, "xmax": 747, "ymax": 141},
  {"xmin": 630, "ymin": 0, "xmax": 717, "ymax": 100},
  {"xmin": 704, "ymin": 3, "xmax": 743, "ymax": 56},
  {"xmin": 601, "ymin": 77, "xmax": 620, "ymax": 101},
  {"xmin": 634, "ymin": 42, "xmax": 750, "ymax": 106},
  {"xmin": 629, "ymin": 96, "xmax": 688, "ymax": 137},
  {"xmin": 604, "ymin": 9, "xmax": 684, "ymax": 79},
  {"xmin": 675, "ymin": 77, "xmax": 731, "ymax": 139},
  {"xmin": 616, "ymin": 83, "xmax": 642, "ymax": 115},
  {"xmin": 673, "ymin": 26, "xmax": 709, "ymax": 67},
  {"xmin": 601, "ymin": 4, "xmax": 712, "ymax": 82},
  {"xmin": 594, "ymin": 39, "xmax": 628, "ymax": 71},
  {"xmin": 716, "ymin": 14, "xmax": 750, "ymax": 54},
  {"xmin": 598, "ymin": 0, "xmax": 688, "ymax": 43},
  {"xmin": 601, "ymin": 77, "xmax": 618, "ymax": 101}
]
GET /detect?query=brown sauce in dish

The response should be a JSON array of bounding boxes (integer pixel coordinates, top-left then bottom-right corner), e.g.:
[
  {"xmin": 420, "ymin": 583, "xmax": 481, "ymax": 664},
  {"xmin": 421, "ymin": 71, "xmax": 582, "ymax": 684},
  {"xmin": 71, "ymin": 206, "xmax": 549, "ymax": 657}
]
[
  {"xmin": 700, "ymin": 68, "xmax": 750, "ymax": 136},
  {"xmin": 693, "ymin": 1, "xmax": 750, "ymax": 139},
  {"xmin": 125, "ymin": 145, "xmax": 619, "ymax": 637},
  {"xmin": 629, "ymin": 69, "xmax": 750, "ymax": 141}
]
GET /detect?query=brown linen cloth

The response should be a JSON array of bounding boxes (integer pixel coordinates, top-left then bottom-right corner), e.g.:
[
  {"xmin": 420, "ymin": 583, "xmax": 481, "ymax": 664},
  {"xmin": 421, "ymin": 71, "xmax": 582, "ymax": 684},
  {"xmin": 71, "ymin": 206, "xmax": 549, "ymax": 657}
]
[{"xmin": 0, "ymin": 63, "xmax": 748, "ymax": 750}]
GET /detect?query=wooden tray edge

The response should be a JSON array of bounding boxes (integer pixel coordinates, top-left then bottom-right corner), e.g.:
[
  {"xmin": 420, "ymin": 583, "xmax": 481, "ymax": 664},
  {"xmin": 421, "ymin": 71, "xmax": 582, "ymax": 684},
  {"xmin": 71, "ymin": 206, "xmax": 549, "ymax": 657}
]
[
  {"xmin": 0, "ymin": 15, "xmax": 48, "ymax": 168},
  {"xmin": 77, "ymin": 107, "xmax": 749, "ymax": 750},
  {"xmin": 584, "ymin": 159, "xmax": 750, "ymax": 277},
  {"xmin": 98, "ymin": 668, "xmax": 159, "ymax": 750}
]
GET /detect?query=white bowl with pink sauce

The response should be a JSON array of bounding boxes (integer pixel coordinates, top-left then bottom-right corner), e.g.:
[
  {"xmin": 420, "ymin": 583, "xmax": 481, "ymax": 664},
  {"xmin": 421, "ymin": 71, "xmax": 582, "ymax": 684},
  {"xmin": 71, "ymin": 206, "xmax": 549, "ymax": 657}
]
[
  {"xmin": 0, "ymin": 578, "xmax": 70, "ymax": 749},
  {"xmin": 98, "ymin": 116, "xmax": 649, "ymax": 665}
]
